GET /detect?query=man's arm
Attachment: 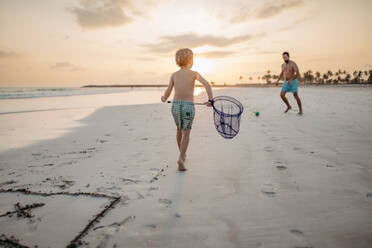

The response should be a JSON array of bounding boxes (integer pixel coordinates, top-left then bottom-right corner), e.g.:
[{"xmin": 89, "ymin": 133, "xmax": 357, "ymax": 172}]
[
  {"xmin": 277, "ymin": 70, "xmax": 283, "ymax": 82},
  {"xmin": 161, "ymin": 74, "xmax": 174, "ymax": 102},
  {"xmin": 293, "ymin": 62, "xmax": 300, "ymax": 81},
  {"xmin": 196, "ymin": 72, "xmax": 213, "ymax": 103},
  {"xmin": 287, "ymin": 62, "xmax": 300, "ymax": 85},
  {"xmin": 276, "ymin": 66, "xmax": 283, "ymax": 83}
]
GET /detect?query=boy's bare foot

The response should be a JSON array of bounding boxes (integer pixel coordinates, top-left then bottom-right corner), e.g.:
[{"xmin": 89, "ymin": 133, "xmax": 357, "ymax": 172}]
[
  {"xmin": 180, "ymin": 154, "xmax": 186, "ymax": 162},
  {"xmin": 297, "ymin": 111, "xmax": 303, "ymax": 116},
  {"xmin": 284, "ymin": 106, "xmax": 292, "ymax": 113},
  {"xmin": 177, "ymin": 159, "xmax": 187, "ymax": 171}
]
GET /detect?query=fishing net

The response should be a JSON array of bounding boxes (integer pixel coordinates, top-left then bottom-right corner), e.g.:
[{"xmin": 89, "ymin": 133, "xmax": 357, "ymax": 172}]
[{"xmin": 212, "ymin": 96, "xmax": 244, "ymax": 139}]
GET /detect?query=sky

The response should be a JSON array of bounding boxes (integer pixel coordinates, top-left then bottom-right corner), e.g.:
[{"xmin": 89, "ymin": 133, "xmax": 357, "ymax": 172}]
[{"xmin": 0, "ymin": 0, "xmax": 371, "ymax": 87}]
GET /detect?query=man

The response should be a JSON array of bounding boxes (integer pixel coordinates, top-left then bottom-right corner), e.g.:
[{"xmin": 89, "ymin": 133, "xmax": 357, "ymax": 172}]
[{"xmin": 276, "ymin": 52, "xmax": 303, "ymax": 115}]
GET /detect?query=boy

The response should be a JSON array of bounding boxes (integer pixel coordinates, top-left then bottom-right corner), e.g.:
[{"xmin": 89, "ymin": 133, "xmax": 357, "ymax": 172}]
[{"xmin": 161, "ymin": 48, "xmax": 213, "ymax": 171}]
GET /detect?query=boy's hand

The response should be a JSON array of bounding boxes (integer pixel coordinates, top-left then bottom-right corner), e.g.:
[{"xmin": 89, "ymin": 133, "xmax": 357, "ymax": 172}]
[
  {"xmin": 204, "ymin": 101, "xmax": 212, "ymax": 107},
  {"xmin": 161, "ymin": 95, "xmax": 166, "ymax": 102}
]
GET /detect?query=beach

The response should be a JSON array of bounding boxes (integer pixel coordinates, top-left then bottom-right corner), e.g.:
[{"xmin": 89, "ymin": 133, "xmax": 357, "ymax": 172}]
[{"xmin": 0, "ymin": 86, "xmax": 372, "ymax": 248}]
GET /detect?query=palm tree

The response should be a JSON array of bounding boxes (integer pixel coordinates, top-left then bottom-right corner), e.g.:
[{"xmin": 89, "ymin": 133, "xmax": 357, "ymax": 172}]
[
  {"xmin": 239, "ymin": 76, "xmax": 243, "ymax": 85},
  {"xmin": 323, "ymin": 73, "xmax": 328, "ymax": 84},
  {"xmin": 345, "ymin": 73, "xmax": 351, "ymax": 83},
  {"xmin": 352, "ymin": 70, "xmax": 358, "ymax": 83},
  {"xmin": 368, "ymin": 70, "xmax": 372, "ymax": 83},
  {"xmin": 358, "ymin": 71, "xmax": 364, "ymax": 83},
  {"xmin": 315, "ymin": 71, "xmax": 321, "ymax": 84},
  {"xmin": 263, "ymin": 70, "xmax": 272, "ymax": 84},
  {"xmin": 303, "ymin": 70, "xmax": 314, "ymax": 84}
]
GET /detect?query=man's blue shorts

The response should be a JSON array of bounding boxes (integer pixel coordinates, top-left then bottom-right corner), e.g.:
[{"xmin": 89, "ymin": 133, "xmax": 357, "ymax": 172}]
[{"xmin": 281, "ymin": 79, "xmax": 298, "ymax": 93}]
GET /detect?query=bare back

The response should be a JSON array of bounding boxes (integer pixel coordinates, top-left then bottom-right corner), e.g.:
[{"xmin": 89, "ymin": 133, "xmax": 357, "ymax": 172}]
[{"xmin": 172, "ymin": 69, "xmax": 197, "ymax": 102}]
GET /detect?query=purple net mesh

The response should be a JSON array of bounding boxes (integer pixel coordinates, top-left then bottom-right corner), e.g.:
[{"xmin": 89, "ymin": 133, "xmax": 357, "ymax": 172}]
[{"xmin": 212, "ymin": 96, "xmax": 243, "ymax": 139}]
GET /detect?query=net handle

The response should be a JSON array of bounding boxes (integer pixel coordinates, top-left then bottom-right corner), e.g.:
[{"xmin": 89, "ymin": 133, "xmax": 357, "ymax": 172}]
[{"xmin": 167, "ymin": 100, "xmax": 207, "ymax": 106}]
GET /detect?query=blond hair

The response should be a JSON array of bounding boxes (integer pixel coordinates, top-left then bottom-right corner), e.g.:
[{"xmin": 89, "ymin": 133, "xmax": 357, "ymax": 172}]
[{"xmin": 175, "ymin": 48, "xmax": 193, "ymax": 67}]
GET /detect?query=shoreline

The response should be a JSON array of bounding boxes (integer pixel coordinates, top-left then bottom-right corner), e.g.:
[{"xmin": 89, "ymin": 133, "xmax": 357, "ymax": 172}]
[{"xmin": 82, "ymin": 83, "xmax": 372, "ymax": 88}]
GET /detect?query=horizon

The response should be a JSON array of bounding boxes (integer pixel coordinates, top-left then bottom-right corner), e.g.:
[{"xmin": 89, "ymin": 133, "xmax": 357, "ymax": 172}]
[{"xmin": 1, "ymin": 0, "xmax": 372, "ymax": 87}]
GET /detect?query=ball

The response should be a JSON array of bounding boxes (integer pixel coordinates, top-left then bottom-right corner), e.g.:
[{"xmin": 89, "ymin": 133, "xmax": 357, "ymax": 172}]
[{"xmin": 255, "ymin": 112, "xmax": 260, "ymax": 116}]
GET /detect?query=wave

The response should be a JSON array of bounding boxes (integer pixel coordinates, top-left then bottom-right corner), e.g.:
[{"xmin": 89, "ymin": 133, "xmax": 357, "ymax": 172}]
[{"xmin": 0, "ymin": 87, "xmax": 131, "ymax": 100}]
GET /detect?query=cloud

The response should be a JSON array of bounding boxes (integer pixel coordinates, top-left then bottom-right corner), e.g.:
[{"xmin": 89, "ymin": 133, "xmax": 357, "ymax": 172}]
[
  {"xmin": 256, "ymin": 0, "xmax": 304, "ymax": 19},
  {"xmin": 228, "ymin": 0, "xmax": 304, "ymax": 24},
  {"xmin": 229, "ymin": 6, "xmax": 253, "ymax": 24},
  {"xmin": 133, "ymin": 56, "xmax": 157, "ymax": 61},
  {"xmin": 279, "ymin": 14, "xmax": 311, "ymax": 31},
  {"xmin": 50, "ymin": 62, "xmax": 84, "ymax": 72},
  {"xmin": 143, "ymin": 33, "xmax": 264, "ymax": 54},
  {"xmin": 197, "ymin": 51, "xmax": 235, "ymax": 59},
  {"xmin": 0, "ymin": 50, "xmax": 18, "ymax": 58},
  {"xmin": 254, "ymin": 50, "xmax": 279, "ymax": 55},
  {"xmin": 68, "ymin": 0, "xmax": 134, "ymax": 29}
]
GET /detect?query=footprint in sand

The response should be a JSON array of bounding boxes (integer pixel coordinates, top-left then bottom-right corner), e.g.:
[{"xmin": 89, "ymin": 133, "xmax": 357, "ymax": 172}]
[
  {"xmin": 263, "ymin": 146, "xmax": 273, "ymax": 152},
  {"xmin": 366, "ymin": 192, "xmax": 372, "ymax": 198},
  {"xmin": 136, "ymin": 191, "xmax": 144, "ymax": 199},
  {"xmin": 56, "ymin": 179, "xmax": 75, "ymax": 189},
  {"xmin": 270, "ymin": 137, "xmax": 279, "ymax": 142},
  {"xmin": 120, "ymin": 178, "xmax": 141, "ymax": 184},
  {"xmin": 290, "ymin": 229, "xmax": 304, "ymax": 237},
  {"xmin": 290, "ymin": 229, "xmax": 313, "ymax": 248},
  {"xmin": 159, "ymin": 198, "xmax": 172, "ymax": 205},
  {"xmin": 144, "ymin": 224, "xmax": 157, "ymax": 229},
  {"xmin": 0, "ymin": 180, "xmax": 17, "ymax": 187},
  {"xmin": 275, "ymin": 161, "xmax": 287, "ymax": 170},
  {"xmin": 261, "ymin": 184, "xmax": 277, "ymax": 197}
]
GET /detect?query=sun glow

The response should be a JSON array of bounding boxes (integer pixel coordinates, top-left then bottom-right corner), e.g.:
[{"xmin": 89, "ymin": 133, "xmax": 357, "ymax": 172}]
[
  {"xmin": 193, "ymin": 87, "xmax": 203, "ymax": 96},
  {"xmin": 193, "ymin": 57, "xmax": 216, "ymax": 74}
]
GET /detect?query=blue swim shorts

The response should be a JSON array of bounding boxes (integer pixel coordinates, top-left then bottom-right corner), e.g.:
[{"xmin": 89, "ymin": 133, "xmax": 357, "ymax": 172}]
[{"xmin": 281, "ymin": 79, "xmax": 298, "ymax": 93}]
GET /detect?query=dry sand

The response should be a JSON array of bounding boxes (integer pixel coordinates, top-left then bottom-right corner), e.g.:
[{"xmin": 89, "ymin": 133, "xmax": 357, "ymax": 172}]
[{"xmin": 0, "ymin": 86, "xmax": 372, "ymax": 247}]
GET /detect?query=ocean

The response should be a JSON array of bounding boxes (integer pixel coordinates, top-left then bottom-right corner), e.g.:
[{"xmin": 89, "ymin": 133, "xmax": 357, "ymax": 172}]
[
  {"xmin": 0, "ymin": 87, "xmax": 169, "ymax": 152},
  {"xmin": 0, "ymin": 87, "xmax": 145, "ymax": 100}
]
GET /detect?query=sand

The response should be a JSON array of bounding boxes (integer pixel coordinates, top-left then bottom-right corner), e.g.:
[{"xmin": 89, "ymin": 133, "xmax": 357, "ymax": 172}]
[{"xmin": 0, "ymin": 86, "xmax": 372, "ymax": 248}]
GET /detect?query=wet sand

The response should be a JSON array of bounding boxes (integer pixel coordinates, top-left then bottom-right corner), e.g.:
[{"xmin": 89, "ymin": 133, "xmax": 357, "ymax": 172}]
[{"xmin": 0, "ymin": 87, "xmax": 372, "ymax": 247}]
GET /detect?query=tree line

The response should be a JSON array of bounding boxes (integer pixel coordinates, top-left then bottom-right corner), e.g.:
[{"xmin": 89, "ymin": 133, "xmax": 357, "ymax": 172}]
[{"xmin": 240, "ymin": 69, "xmax": 372, "ymax": 85}]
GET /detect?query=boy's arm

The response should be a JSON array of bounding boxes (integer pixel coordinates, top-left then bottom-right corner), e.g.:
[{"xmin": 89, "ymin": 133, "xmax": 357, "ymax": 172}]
[
  {"xmin": 161, "ymin": 74, "xmax": 174, "ymax": 102},
  {"xmin": 196, "ymin": 72, "xmax": 213, "ymax": 102}
]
